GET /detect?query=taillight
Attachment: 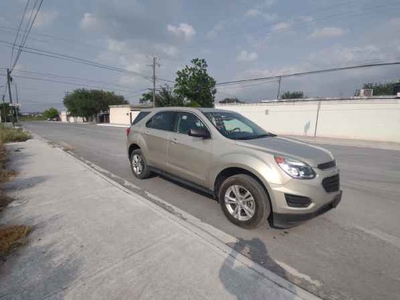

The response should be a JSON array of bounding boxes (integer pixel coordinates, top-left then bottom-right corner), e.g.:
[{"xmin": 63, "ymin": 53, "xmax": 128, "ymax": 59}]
[{"xmin": 126, "ymin": 127, "xmax": 131, "ymax": 136}]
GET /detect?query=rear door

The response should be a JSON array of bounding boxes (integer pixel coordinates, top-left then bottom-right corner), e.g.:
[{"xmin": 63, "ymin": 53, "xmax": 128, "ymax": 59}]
[
  {"xmin": 144, "ymin": 111, "xmax": 176, "ymax": 169},
  {"xmin": 167, "ymin": 111, "xmax": 212, "ymax": 187}
]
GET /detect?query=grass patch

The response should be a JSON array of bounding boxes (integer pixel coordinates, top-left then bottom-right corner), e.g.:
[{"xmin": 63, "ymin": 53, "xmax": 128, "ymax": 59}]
[
  {"xmin": 0, "ymin": 136, "xmax": 31, "ymax": 260},
  {"xmin": 0, "ymin": 191, "xmax": 12, "ymax": 211},
  {"xmin": 0, "ymin": 126, "xmax": 31, "ymax": 143},
  {"xmin": 19, "ymin": 115, "xmax": 46, "ymax": 122},
  {"xmin": 0, "ymin": 225, "xmax": 31, "ymax": 260},
  {"xmin": 0, "ymin": 143, "xmax": 17, "ymax": 183}
]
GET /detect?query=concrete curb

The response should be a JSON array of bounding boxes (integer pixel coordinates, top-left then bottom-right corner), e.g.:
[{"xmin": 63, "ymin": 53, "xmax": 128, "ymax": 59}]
[
  {"xmin": 27, "ymin": 132, "xmax": 321, "ymax": 300},
  {"xmin": 96, "ymin": 123, "xmax": 128, "ymax": 128}
]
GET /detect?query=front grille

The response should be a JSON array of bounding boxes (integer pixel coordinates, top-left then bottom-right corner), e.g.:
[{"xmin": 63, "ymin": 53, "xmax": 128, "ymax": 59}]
[
  {"xmin": 322, "ymin": 174, "xmax": 340, "ymax": 193},
  {"xmin": 318, "ymin": 160, "xmax": 336, "ymax": 170},
  {"xmin": 285, "ymin": 194, "xmax": 312, "ymax": 208}
]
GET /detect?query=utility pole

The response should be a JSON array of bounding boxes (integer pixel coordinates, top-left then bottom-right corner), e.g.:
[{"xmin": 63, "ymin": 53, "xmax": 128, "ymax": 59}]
[
  {"xmin": 149, "ymin": 57, "xmax": 160, "ymax": 108},
  {"xmin": 14, "ymin": 82, "xmax": 19, "ymax": 123},
  {"xmin": 6, "ymin": 68, "xmax": 14, "ymax": 125},
  {"xmin": 1, "ymin": 94, "xmax": 4, "ymax": 123},
  {"xmin": 314, "ymin": 100, "xmax": 322, "ymax": 138},
  {"xmin": 277, "ymin": 76, "xmax": 282, "ymax": 100}
]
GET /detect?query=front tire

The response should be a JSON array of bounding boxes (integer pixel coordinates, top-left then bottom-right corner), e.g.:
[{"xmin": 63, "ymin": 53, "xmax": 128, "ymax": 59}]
[
  {"xmin": 218, "ymin": 174, "xmax": 271, "ymax": 229},
  {"xmin": 130, "ymin": 149, "xmax": 151, "ymax": 179}
]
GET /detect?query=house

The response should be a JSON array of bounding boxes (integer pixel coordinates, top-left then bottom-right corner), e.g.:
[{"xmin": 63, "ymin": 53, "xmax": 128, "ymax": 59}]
[{"xmin": 109, "ymin": 104, "xmax": 152, "ymax": 125}]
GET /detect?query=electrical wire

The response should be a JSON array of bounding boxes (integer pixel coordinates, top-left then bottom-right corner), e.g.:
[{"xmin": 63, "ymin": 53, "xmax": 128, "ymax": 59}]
[
  {"xmin": 10, "ymin": 0, "xmax": 31, "ymax": 67},
  {"xmin": 11, "ymin": 0, "xmax": 44, "ymax": 72},
  {"xmin": 12, "ymin": 69, "xmax": 143, "ymax": 91},
  {"xmin": 12, "ymin": 74, "xmax": 148, "ymax": 94},
  {"xmin": 251, "ymin": 2, "xmax": 400, "ymax": 39},
  {"xmin": 1, "ymin": 39, "xmax": 176, "ymax": 83},
  {"xmin": 216, "ymin": 61, "xmax": 400, "ymax": 86}
]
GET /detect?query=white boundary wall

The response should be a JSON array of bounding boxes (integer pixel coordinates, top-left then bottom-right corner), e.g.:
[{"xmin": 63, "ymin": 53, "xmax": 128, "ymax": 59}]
[{"xmin": 216, "ymin": 97, "xmax": 400, "ymax": 143}]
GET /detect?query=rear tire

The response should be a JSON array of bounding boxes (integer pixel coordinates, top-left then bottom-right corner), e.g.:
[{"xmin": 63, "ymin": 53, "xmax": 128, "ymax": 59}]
[
  {"xmin": 130, "ymin": 149, "xmax": 151, "ymax": 179},
  {"xmin": 218, "ymin": 174, "xmax": 270, "ymax": 229}
]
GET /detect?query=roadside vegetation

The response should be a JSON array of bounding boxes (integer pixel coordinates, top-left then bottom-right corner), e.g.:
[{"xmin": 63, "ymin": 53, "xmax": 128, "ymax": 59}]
[
  {"xmin": 0, "ymin": 126, "xmax": 32, "ymax": 260},
  {"xmin": 19, "ymin": 115, "xmax": 46, "ymax": 122},
  {"xmin": 0, "ymin": 126, "xmax": 31, "ymax": 143}
]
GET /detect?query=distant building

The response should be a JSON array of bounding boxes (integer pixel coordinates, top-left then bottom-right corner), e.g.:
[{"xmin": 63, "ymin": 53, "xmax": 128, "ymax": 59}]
[
  {"xmin": 60, "ymin": 111, "xmax": 84, "ymax": 123},
  {"xmin": 109, "ymin": 104, "xmax": 152, "ymax": 125}
]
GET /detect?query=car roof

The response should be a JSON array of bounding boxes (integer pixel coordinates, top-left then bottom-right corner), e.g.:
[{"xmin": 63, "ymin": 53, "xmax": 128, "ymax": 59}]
[{"xmin": 140, "ymin": 107, "xmax": 233, "ymax": 113}]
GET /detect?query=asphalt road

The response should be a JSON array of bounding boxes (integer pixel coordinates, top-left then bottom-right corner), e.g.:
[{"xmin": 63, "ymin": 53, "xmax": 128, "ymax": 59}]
[{"xmin": 23, "ymin": 122, "xmax": 400, "ymax": 300}]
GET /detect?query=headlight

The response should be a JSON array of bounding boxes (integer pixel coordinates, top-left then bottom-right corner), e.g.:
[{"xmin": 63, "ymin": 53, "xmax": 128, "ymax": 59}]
[{"xmin": 274, "ymin": 156, "xmax": 316, "ymax": 179}]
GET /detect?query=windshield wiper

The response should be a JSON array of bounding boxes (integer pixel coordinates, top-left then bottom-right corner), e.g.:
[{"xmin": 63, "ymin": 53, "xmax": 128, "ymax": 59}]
[{"xmin": 235, "ymin": 133, "xmax": 275, "ymax": 140}]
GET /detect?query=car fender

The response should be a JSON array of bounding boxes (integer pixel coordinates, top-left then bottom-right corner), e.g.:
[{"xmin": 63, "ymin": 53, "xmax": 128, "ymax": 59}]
[{"xmin": 208, "ymin": 153, "xmax": 283, "ymax": 204}]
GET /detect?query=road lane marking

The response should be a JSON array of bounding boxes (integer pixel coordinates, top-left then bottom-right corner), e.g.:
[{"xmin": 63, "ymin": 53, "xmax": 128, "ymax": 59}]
[
  {"xmin": 355, "ymin": 226, "xmax": 400, "ymax": 249},
  {"xmin": 275, "ymin": 260, "xmax": 323, "ymax": 288}
]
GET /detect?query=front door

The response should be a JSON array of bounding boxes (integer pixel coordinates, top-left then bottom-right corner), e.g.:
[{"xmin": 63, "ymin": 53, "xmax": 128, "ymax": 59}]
[
  {"xmin": 168, "ymin": 112, "xmax": 212, "ymax": 187},
  {"xmin": 143, "ymin": 111, "xmax": 176, "ymax": 169}
]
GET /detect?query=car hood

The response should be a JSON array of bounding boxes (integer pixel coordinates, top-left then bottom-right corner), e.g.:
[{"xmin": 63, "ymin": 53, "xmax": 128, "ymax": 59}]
[{"xmin": 235, "ymin": 136, "xmax": 334, "ymax": 167}]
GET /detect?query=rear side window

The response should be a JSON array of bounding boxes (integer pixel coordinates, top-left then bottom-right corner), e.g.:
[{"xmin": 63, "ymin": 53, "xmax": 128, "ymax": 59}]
[
  {"xmin": 132, "ymin": 111, "xmax": 150, "ymax": 125},
  {"xmin": 146, "ymin": 111, "xmax": 176, "ymax": 132}
]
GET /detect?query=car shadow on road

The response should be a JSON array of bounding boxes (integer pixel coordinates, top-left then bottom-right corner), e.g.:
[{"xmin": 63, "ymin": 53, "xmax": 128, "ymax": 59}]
[
  {"xmin": 219, "ymin": 238, "xmax": 294, "ymax": 300},
  {"xmin": 157, "ymin": 174, "xmax": 216, "ymax": 200}
]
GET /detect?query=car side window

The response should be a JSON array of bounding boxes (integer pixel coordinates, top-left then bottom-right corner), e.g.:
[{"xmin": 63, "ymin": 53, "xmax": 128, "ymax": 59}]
[
  {"xmin": 132, "ymin": 111, "xmax": 150, "ymax": 125},
  {"xmin": 175, "ymin": 112, "xmax": 207, "ymax": 135},
  {"xmin": 146, "ymin": 111, "xmax": 176, "ymax": 132}
]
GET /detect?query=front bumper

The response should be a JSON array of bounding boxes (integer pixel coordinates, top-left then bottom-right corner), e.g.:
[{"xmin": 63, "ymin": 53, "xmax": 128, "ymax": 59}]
[{"xmin": 273, "ymin": 191, "xmax": 342, "ymax": 228}]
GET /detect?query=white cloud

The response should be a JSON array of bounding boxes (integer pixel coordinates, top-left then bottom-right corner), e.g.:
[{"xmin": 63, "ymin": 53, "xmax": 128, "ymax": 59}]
[
  {"xmin": 299, "ymin": 16, "xmax": 313, "ymax": 22},
  {"xmin": 157, "ymin": 44, "xmax": 179, "ymax": 57},
  {"xmin": 272, "ymin": 22, "xmax": 291, "ymax": 32},
  {"xmin": 388, "ymin": 17, "xmax": 400, "ymax": 26},
  {"xmin": 310, "ymin": 27, "xmax": 345, "ymax": 39},
  {"xmin": 236, "ymin": 50, "xmax": 258, "ymax": 62},
  {"xmin": 80, "ymin": 13, "xmax": 101, "ymax": 31},
  {"xmin": 29, "ymin": 10, "xmax": 58, "ymax": 28},
  {"xmin": 259, "ymin": 0, "xmax": 276, "ymax": 8},
  {"xmin": 245, "ymin": 8, "xmax": 277, "ymax": 22},
  {"xmin": 308, "ymin": 44, "xmax": 385, "ymax": 66},
  {"xmin": 207, "ymin": 21, "xmax": 225, "ymax": 39},
  {"xmin": 246, "ymin": 9, "xmax": 262, "ymax": 17},
  {"xmin": 167, "ymin": 23, "xmax": 196, "ymax": 40}
]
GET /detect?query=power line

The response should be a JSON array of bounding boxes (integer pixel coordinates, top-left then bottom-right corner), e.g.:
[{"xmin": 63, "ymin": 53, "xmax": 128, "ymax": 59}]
[
  {"xmin": 216, "ymin": 61, "xmax": 400, "ymax": 86},
  {"xmin": 10, "ymin": 0, "xmax": 31, "ymax": 66},
  {"xmin": 12, "ymin": 74, "xmax": 148, "ymax": 94},
  {"xmin": 11, "ymin": 0, "xmax": 44, "ymax": 72},
  {"xmin": 252, "ymin": 2, "xmax": 400, "ymax": 39},
  {"xmin": 0, "ymin": 39, "xmax": 177, "ymax": 83},
  {"xmin": 12, "ymin": 69, "xmax": 143, "ymax": 91}
]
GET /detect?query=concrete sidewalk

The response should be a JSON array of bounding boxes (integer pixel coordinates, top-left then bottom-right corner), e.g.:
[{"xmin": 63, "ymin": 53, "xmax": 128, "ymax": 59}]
[{"xmin": 0, "ymin": 138, "xmax": 319, "ymax": 300}]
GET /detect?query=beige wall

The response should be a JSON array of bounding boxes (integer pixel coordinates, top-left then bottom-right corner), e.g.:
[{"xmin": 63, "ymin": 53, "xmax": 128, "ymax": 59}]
[
  {"xmin": 216, "ymin": 97, "xmax": 400, "ymax": 143},
  {"xmin": 60, "ymin": 111, "xmax": 84, "ymax": 123},
  {"xmin": 110, "ymin": 106, "xmax": 141, "ymax": 125},
  {"xmin": 110, "ymin": 106, "xmax": 131, "ymax": 124}
]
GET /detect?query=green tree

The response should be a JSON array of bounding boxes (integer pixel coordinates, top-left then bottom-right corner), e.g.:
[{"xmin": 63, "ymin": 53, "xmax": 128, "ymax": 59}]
[
  {"xmin": 63, "ymin": 89, "xmax": 128, "ymax": 121},
  {"xmin": 219, "ymin": 97, "xmax": 244, "ymax": 104},
  {"xmin": 354, "ymin": 81, "xmax": 399, "ymax": 96},
  {"xmin": 0, "ymin": 103, "xmax": 11, "ymax": 123},
  {"xmin": 281, "ymin": 91, "xmax": 306, "ymax": 99},
  {"xmin": 43, "ymin": 107, "xmax": 59, "ymax": 119},
  {"xmin": 174, "ymin": 58, "xmax": 216, "ymax": 107},
  {"xmin": 140, "ymin": 86, "xmax": 184, "ymax": 107}
]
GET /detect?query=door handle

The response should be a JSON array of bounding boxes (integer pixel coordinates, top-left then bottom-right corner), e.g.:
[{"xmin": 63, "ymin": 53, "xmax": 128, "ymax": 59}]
[{"xmin": 171, "ymin": 138, "xmax": 179, "ymax": 144}]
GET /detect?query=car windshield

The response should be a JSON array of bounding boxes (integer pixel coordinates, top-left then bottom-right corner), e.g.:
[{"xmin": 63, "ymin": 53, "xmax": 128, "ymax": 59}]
[{"xmin": 204, "ymin": 111, "xmax": 275, "ymax": 140}]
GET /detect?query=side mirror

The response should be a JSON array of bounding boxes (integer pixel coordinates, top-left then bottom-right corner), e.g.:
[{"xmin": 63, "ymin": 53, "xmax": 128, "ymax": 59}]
[{"xmin": 188, "ymin": 128, "xmax": 211, "ymax": 139}]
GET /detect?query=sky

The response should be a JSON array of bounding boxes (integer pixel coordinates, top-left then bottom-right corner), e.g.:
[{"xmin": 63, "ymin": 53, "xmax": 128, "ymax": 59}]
[{"xmin": 1, "ymin": 0, "xmax": 400, "ymax": 112}]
